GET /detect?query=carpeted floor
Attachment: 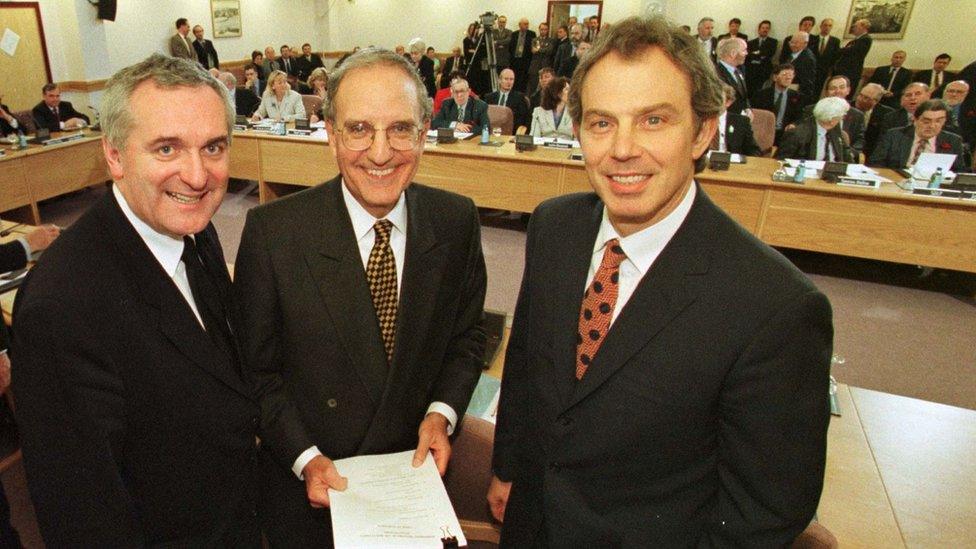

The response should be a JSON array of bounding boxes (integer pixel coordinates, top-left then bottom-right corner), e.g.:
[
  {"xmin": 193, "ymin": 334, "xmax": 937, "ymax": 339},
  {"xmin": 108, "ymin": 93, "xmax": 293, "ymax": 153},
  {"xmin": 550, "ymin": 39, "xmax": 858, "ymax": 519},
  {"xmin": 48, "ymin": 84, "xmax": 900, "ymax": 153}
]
[{"xmin": 4, "ymin": 181, "xmax": 973, "ymax": 547}]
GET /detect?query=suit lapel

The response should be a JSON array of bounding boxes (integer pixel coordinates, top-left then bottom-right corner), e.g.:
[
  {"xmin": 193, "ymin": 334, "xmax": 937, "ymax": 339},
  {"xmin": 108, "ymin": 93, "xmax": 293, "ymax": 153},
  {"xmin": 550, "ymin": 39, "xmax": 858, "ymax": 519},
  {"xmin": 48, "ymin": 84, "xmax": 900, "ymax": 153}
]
[
  {"xmin": 898, "ymin": 127, "xmax": 915, "ymax": 166},
  {"xmin": 100, "ymin": 191, "xmax": 250, "ymax": 397},
  {"xmin": 550, "ymin": 199, "xmax": 603, "ymax": 407},
  {"xmin": 303, "ymin": 179, "xmax": 389, "ymax": 407},
  {"xmin": 565, "ymin": 187, "xmax": 712, "ymax": 412}
]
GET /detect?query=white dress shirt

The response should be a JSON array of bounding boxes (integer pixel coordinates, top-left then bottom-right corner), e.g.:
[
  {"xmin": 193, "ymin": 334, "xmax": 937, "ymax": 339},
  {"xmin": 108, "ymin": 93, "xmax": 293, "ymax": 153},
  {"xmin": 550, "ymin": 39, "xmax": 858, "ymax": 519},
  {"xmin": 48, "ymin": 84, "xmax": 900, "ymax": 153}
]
[
  {"xmin": 291, "ymin": 182, "xmax": 458, "ymax": 479},
  {"xmin": 111, "ymin": 184, "xmax": 203, "ymax": 327},
  {"xmin": 716, "ymin": 111, "xmax": 728, "ymax": 151},
  {"xmin": 815, "ymin": 124, "xmax": 836, "ymax": 161},
  {"xmin": 585, "ymin": 183, "xmax": 696, "ymax": 326}
]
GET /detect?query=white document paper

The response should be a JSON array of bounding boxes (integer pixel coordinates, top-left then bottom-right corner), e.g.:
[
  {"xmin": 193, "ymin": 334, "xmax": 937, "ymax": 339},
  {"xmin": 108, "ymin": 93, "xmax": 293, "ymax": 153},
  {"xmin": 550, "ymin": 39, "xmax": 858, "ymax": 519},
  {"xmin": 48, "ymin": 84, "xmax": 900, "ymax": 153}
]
[
  {"xmin": 911, "ymin": 152, "xmax": 957, "ymax": 181},
  {"xmin": 1, "ymin": 29, "xmax": 20, "ymax": 57},
  {"xmin": 329, "ymin": 450, "xmax": 466, "ymax": 549}
]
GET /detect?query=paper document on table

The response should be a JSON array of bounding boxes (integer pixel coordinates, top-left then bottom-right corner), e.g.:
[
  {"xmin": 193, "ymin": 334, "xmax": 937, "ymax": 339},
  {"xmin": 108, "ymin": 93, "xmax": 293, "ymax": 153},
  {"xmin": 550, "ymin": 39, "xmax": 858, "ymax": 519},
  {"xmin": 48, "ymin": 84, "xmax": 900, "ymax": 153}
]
[
  {"xmin": 911, "ymin": 152, "xmax": 956, "ymax": 180},
  {"xmin": 329, "ymin": 450, "xmax": 466, "ymax": 548}
]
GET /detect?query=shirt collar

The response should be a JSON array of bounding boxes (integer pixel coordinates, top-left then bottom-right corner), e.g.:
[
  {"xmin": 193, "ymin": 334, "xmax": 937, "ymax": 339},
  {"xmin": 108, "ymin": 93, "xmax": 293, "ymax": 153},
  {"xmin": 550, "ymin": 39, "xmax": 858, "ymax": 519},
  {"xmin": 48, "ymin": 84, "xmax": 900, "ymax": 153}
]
[
  {"xmin": 593, "ymin": 182, "xmax": 697, "ymax": 276},
  {"xmin": 112, "ymin": 184, "xmax": 185, "ymax": 277},
  {"xmin": 817, "ymin": 124, "xmax": 828, "ymax": 138},
  {"xmin": 340, "ymin": 179, "xmax": 407, "ymax": 241},
  {"xmin": 718, "ymin": 60, "xmax": 738, "ymax": 74}
]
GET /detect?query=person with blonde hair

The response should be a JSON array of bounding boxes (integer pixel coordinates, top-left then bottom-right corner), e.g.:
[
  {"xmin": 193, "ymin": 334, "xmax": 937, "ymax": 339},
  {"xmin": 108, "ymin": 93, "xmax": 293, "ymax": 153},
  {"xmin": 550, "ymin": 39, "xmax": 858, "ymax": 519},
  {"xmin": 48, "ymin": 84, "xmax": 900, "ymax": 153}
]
[
  {"xmin": 252, "ymin": 69, "xmax": 306, "ymax": 121},
  {"xmin": 306, "ymin": 67, "xmax": 329, "ymax": 123}
]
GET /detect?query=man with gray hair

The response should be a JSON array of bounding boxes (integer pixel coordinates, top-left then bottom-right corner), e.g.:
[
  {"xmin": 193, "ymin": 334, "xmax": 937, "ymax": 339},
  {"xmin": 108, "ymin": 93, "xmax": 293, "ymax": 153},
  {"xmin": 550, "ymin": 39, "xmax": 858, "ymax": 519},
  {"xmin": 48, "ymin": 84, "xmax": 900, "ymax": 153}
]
[
  {"xmin": 490, "ymin": 15, "xmax": 831, "ymax": 547},
  {"xmin": 785, "ymin": 31, "xmax": 818, "ymax": 103},
  {"xmin": 870, "ymin": 99, "xmax": 968, "ymax": 172},
  {"xmin": 219, "ymin": 70, "xmax": 259, "ymax": 117},
  {"xmin": 715, "ymin": 36, "xmax": 750, "ymax": 113},
  {"xmin": 12, "ymin": 53, "xmax": 261, "ymax": 547},
  {"xmin": 777, "ymin": 96, "xmax": 854, "ymax": 162},
  {"xmin": 695, "ymin": 16, "xmax": 718, "ymax": 60},
  {"xmin": 855, "ymin": 82, "xmax": 894, "ymax": 159},
  {"xmin": 408, "ymin": 37, "xmax": 436, "ymax": 97},
  {"xmin": 234, "ymin": 47, "xmax": 487, "ymax": 546},
  {"xmin": 831, "ymin": 18, "xmax": 873, "ymax": 99}
]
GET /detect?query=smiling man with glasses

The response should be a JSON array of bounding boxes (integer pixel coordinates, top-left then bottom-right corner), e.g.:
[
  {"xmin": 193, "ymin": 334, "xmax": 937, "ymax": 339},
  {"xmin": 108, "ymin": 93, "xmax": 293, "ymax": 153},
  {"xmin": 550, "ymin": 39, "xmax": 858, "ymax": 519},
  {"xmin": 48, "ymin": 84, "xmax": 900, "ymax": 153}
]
[{"xmin": 233, "ymin": 47, "xmax": 488, "ymax": 547}]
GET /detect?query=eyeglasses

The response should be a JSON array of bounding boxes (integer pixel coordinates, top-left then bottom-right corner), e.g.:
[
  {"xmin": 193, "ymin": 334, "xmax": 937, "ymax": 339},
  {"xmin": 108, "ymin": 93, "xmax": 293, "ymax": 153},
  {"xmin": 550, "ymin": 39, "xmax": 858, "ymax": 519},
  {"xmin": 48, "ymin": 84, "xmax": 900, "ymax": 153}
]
[{"xmin": 334, "ymin": 122, "xmax": 423, "ymax": 151}]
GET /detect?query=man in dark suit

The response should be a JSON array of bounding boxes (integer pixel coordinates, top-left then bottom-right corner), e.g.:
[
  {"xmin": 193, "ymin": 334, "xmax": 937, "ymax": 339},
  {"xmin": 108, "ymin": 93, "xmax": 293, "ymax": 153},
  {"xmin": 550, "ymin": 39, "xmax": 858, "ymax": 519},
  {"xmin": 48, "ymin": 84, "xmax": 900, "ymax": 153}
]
[
  {"xmin": 489, "ymin": 17, "xmax": 832, "ymax": 547},
  {"xmin": 752, "ymin": 63, "xmax": 804, "ymax": 144},
  {"xmin": 855, "ymin": 82, "xmax": 895, "ymax": 160},
  {"xmin": 715, "ymin": 36, "xmax": 750, "ymax": 113},
  {"xmin": 800, "ymin": 75, "xmax": 866, "ymax": 158},
  {"xmin": 716, "ymin": 17, "xmax": 748, "ymax": 42},
  {"xmin": 870, "ymin": 100, "xmax": 969, "ymax": 173},
  {"xmin": 694, "ymin": 17, "xmax": 718, "ymax": 61},
  {"xmin": 277, "ymin": 44, "xmax": 299, "ymax": 78},
  {"xmin": 191, "ymin": 25, "xmax": 219, "ymax": 70},
  {"xmin": 12, "ymin": 54, "xmax": 261, "ymax": 548},
  {"xmin": 509, "ymin": 18, "xmax": 537, "ymax": 93},
  {"xmin": 913, "ymin": 53, "xmax": 955, "ymax": 98},
  {"xmin": 485, "ymin": 68, "xmax": 531, "ymax": 131},
  {"xmin": 879, "ymin": 82, "xmax": 931, "ymax": 135},
  {"xmin": 234, "ymin": 48, "xmax": 487, "ymax": 547},
  {"xmin": 777, "ymin": 97, "xmax": 855, "ymax": 162},
  {"xmin": 809, "ymin": 18, "xmax": 840, "ymax": 92},
  {"xmin": 432, "ymin": 77, "xmax": 491, "ymax": 134},
  {"xmin": 943, "ymin": 80, "xmax": 975, "ymax": 148},
  {"xmin": 294, "ymin": 42, "xmax": 324, "ymax": 82},
  {"xmin": 778, "ymin": 16, "xmax": 816, "ymax": 64},
  {"xmin": 868, "ymin": 50, "xmax": 912, "ymax": 109},
  {"xmin": 958, "ymin": 58, "xmax": 976, "ymax": 89},
  {"xmin": 31, "ymin": 83, "xmax": 90, "ymax": 132},
  {"xmin": 745, "ymin": 20, "xmax": 778, "ymax": 93},
  {"xmin": 219, "ymin": 71, "xmax": 260, "ymax": 117},
  {"xmin": 440, "ymin": 46, "xmax": 466, "ymax": 89},
  {"xmin": 831, "ymin": 18, "xmax": 872, "ymax": 100},
  {"xmin": 554, "ymin": 24, "xmax": 584, "ymax": 77},
  {"xmin": 782, "ymin": 32, "xmax": 817, "ymax": 104},
  {"xmin": 716, "ymin": 84, "xmax": 761, "ymax": 155}
]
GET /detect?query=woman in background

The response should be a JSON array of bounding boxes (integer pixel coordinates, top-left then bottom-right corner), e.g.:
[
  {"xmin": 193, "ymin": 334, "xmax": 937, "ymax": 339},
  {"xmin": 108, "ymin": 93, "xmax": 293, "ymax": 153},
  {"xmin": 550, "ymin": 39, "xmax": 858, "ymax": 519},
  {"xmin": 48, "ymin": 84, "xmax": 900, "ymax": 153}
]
[
  {"xmin": 307, "ymin": 67, "xmax": 329, "ymax": 123},
  {"xmin": 252, "ymin": 70, "xmax": 306, "ymax": 122},
  {"xmin": 530, "ymin": 76, "xmax": 573, "ymax": 139}
]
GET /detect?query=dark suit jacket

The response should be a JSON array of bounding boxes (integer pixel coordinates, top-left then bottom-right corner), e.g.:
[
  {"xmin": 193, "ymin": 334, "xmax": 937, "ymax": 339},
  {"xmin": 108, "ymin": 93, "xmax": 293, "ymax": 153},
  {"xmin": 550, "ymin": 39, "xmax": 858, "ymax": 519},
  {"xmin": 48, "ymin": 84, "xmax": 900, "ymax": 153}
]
[
  {"xmin": 800, "ymin": 104, "xmax": 866, "ymax": 157},
  {"xmin": 294, "ymin": 53, "xmax": 324, "ymax": 82},
  {"xmin": 810, "ymin": 34, "xmax": 840, "ymax": 68},
  {"xmin": 11, "ymin": 190, "xmax": 260, "ymax": 547},
  {"xmin": 869, "ymin": 126, "xmax": 968, "ymax": 172},
  {"xmin": 868, "ymin": 65, "xmax": 912, "ymax": 108},
  {"xmin": 745, "ymin": 36, "xmax": 778, "ymax": 92},
  {"xmin": 485, "ymin": 89, "xmax": 531, "ymax": 130},
  {"xmin": 0, "ymin": 240, "xmax": 29, "ymax": 351},
  {"xmin": 863, "ymin": 103, "xmax": 895, "ymax": 160},
  {"xmin": 956, "ymin": 94, "xmax": 976, "ymax": 148},
  {"xmin": 717, "ymin": 32, "xmax": 749, "ymax": 42},
  {"xmin": 880, "ymin": 107, "xmax": 911, "ymax": 136},
  {"xmin": 715, "ymin": 62, "xmax": 750, "ymax": 112},
  {"xmin": 431, "ymin": 97, "xmax": 491, "ymax": 134},
  {"xmin": 776, "ymin": 117, "xmax": 855, "ymax": 162},
  {"xmin": 31, "ymin": 100, "xmax": 90, "ymax": 132},
  {"xmin": 508, "ymin": 29, "xmax": 537, "ymax": 67},
  {"xmin": 192, "ymin": 38, "xmax": 220, "ymax": 69},
  {"xmin": 832, "ymin": 33, "xmax": 873, "ymax": 91},
  {"xmin": 751, "ymin": 86, "xmax": 804, "ymax": 129},
  {"xmin": 553, "ymin": 40, "xmax": 576, "ymax": 77},
  {"xmin": 0, "ymin": 104, "xmax": 18, "ymax": 135},
  {"xmin": 493, "ymin": 188, "xmax": 832, "ymax": 547},
  {"xmin": 440, "ymin": 55, "xmax": 466, "ymax": 88},
  {"xmin": 234, "ymin": 178, "xmax": 486, "ymax": 546},
  {"xmin": 723, "ymin": 112, "xmax": 762, "ymax": 156},
  {"xmin": 417, "ymin": 55, "xmax": 437, "ymax": 97},
  {"xmin": 234, "ymin": 87, "xmax": 261, "ymax": 117},
  {"xmin": 785, "ymin": 49, "xmax": 818, "ymax": 102},
  {"xmin": 912, "ymin": 69, "xmax": 956, "ymax": 98}
]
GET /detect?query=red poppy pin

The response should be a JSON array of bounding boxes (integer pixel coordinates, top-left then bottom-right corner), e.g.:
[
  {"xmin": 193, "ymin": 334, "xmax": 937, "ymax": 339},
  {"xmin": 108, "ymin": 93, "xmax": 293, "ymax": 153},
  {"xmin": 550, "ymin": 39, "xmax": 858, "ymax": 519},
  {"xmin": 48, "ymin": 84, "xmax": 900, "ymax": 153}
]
[
  {"xmin": 966, "ymin": 109, "xmax": 976, "ymax": 119},
  {"xmin": 939, "ymin": 141, "xmax": 952, "ymax": 152}
]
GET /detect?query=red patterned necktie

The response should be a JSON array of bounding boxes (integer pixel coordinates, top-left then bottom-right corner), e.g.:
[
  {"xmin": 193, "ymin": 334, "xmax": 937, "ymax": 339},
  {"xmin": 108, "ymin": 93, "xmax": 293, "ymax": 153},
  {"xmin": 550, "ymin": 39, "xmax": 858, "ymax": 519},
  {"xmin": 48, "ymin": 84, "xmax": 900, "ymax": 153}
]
[
  {"xmin": 576, "ymin": 239, "xmax": 627, "ymax": 380},
  {"xmin": 910, "ymin": 138, "xmax": 929, "ymax": 166},
  {"xmin": 367, "ymin": 220, "xmax": 398, "ymax": 363}
]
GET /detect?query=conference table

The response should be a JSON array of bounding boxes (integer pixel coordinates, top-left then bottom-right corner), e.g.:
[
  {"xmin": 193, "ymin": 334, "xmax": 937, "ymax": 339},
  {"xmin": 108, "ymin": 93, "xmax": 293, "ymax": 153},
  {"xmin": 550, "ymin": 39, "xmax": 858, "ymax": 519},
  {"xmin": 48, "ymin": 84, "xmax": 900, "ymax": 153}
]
[
  {"xmin": 229, "ymin": 130, "xmax": 976, "ymax": 274},
  {"xmin": 0, "ymin": 132, "xmax": 109, "ymax": 224}
]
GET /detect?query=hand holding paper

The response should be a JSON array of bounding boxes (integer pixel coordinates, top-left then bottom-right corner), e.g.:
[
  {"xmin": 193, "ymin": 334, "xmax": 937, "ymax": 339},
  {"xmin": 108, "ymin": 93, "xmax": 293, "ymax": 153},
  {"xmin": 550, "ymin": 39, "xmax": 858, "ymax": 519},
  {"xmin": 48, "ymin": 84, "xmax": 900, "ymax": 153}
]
[
  {"xmin": 303, "ymin": 455, "xmax": 348, "ymax": 508},
  {"xmin": 413, "ymin": 412, "xmax": 451, "ymax": 475}
]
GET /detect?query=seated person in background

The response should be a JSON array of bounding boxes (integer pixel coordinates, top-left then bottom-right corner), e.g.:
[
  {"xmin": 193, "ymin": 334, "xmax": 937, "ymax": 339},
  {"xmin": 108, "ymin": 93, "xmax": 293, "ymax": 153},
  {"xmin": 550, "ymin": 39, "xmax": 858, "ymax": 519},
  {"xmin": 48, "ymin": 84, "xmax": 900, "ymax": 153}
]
[
  {"xmin": 777, "ymin": 96, "xmax": 854, "ymax": 163},
  {"xmin": 262, "ymin": 46, "xmax": 279, "ymax": 78},
  {"xmin": 856, "ymin": 83, "xmax": 894, "ymax": 161},
  {"xmin": 484, "ymin": 68, "xmax": 531, "ymax": 131},
  {"xmin": 530, "ymin": 67, "xmax": 555, "ymax": 109},
  {"xmin": 294, "ymin": 42, "xmax": 324, "ymax": 82},
  {"xmin": 427, "ymin": 46, "xmax": 441, "ymax": 75},
  {"xmin": 942, "ymin": 81, "xmax": 974, "ymax": 147},
  {"xmin": 432, "ymin": 72, "xmax": 480, "ymax": 114},
  {"xmin": 32, "ymin": 83, "xmax": 90, "ymax": 132},
  {"xmin": 251, "ymin": 70, "xmax": 306, "ymax": 122},
  {"xmin": 751, "ymin": 63, "xmax": 803, "ymax": 145},
  {"xmin": 530, "ymin": 76, "xmax": 574, "ymax": 139},
  {"xmin": 715, "ymin": 83, "xmax": 762, "ymax": 156},
  {"xmin": 0, "ymin": 91, "xmax": 20, "ymax": 136},
  {"xmin": 799, "ymin": 75, "xmax": 866, "ymax": 159},
  {"xmin": 242, "ymin": 63, "xmax": 264, "ymax": 98},
  {"xmin": 219, "ymin": 71, "xmax": 260, "ymax": 117},
  {"xmin": 880, "ymin": 82, "xmax": 930, "ymax": 134},
  {"xmin": 439, "ymin": 46, "xmax": 465, "ymax": 89},
  {"xmin": 431, "ymin": 77, "xmax": 489, "ymax": 134},
  {"xmin": 306, "ymin": 67, "xmax": 329, "ymax": 123},
  {"xmin": 250, "ymin": 51, "xmax": 265, "ymax": 79},
  {"xmin": 870, "ymin": 99, "xmax": 968, "ymax": 173},
  {"xmin": 1, "ymin": 224, "xmax": 59, "ymax": 272}
]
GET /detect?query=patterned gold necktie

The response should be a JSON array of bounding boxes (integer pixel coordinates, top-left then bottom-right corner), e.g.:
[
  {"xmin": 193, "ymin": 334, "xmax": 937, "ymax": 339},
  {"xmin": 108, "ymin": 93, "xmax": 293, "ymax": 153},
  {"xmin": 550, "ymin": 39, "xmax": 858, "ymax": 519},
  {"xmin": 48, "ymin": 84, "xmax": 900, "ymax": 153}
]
[
  {"xmin": 576, "ymin": 239, "xmax": 627, "ymax": 379},
  {"xmin": 367, "ymin": 220, "xmax": 398, "ymax": 363}
]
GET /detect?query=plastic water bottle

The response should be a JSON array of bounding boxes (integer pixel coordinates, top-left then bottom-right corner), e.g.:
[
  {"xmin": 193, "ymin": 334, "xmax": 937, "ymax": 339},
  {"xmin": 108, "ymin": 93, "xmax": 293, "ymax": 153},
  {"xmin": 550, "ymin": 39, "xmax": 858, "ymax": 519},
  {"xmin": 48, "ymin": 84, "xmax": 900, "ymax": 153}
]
[
  {"xmin": 18, "ymin": 133, "xmax": 27, "ymax": 150},
  {"xmin": 928, "ymin": 167, "xmax": 944, "ymax": 189},
  {"xmin": 481, "ymin": 124, "xmax": 490, "ymax": 144},
  {"xmin": 793, "ymin": 160, "xmax": 806, "ymax": 183}
]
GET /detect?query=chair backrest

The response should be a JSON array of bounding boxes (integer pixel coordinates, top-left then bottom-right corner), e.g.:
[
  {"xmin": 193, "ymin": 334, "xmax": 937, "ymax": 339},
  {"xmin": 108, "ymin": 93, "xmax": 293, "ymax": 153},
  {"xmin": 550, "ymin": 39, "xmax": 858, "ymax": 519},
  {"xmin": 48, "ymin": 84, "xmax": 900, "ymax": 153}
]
[
  {"xmin": 443, "ymin": 415, "xmax": 500, "ymax": 545},
  {"xmin": 301, "ymin": 94, "xmax": 323, "ymax": 118},
  {"xmin": 751, "ymin": 108, "xmax": 776, "ymax": 156},
  {"xmin": 487, "ymin": 105, "xmax": 513, "ymax": 136},
  {"xmin": 12, "ymin": 110, "xmax": 36, "ymax": 135}
]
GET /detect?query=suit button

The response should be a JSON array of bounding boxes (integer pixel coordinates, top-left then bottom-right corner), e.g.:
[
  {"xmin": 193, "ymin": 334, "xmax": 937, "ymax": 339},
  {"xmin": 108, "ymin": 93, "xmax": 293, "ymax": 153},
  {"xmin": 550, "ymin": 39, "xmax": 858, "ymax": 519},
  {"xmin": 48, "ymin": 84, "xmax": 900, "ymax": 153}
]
[{"xmin": 327, "ymin": 398, "xmax": 338, "ymax": 408}]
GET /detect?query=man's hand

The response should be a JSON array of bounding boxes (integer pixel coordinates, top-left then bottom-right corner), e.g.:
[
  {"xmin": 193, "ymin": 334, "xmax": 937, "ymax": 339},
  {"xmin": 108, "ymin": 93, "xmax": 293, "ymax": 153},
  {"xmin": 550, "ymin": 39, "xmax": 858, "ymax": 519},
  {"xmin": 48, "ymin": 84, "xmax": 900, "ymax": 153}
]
[
  {"xmin": 455, "ymin": 122, "xmax": 472, "ymax": 133},
  {"xmin": 413, "ymin": 412, "xmax": 451, "ymax": 475},
  {"xmin": 302, "ymin": 455, "xmax": 348, "ymax": 508},
  {"xmin": 487, "ymin": 476, "xmax": 512, "ymax": 523},
  {"xmin": 25, "ymin": 225, "xmax": 60, "ymax": 253},
  {"xmin": 65, "ymin": 117, "xmax": 87, "ymax": 129},
  {"xmin": 0, "ymin": 353, "xmax": 10, "ymax": 394}
]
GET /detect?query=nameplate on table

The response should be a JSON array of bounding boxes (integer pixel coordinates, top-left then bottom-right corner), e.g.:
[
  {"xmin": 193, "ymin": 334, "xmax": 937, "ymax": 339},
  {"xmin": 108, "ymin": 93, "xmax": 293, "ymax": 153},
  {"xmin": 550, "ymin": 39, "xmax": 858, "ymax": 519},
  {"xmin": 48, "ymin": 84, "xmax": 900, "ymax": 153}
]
[
  {"xmin": 837, "ymin": 177, "xmax": 880, "ymax": 189},
  {"xmin": 41, "ymin": 132, "xmax": 85, "ymax": 146}
]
